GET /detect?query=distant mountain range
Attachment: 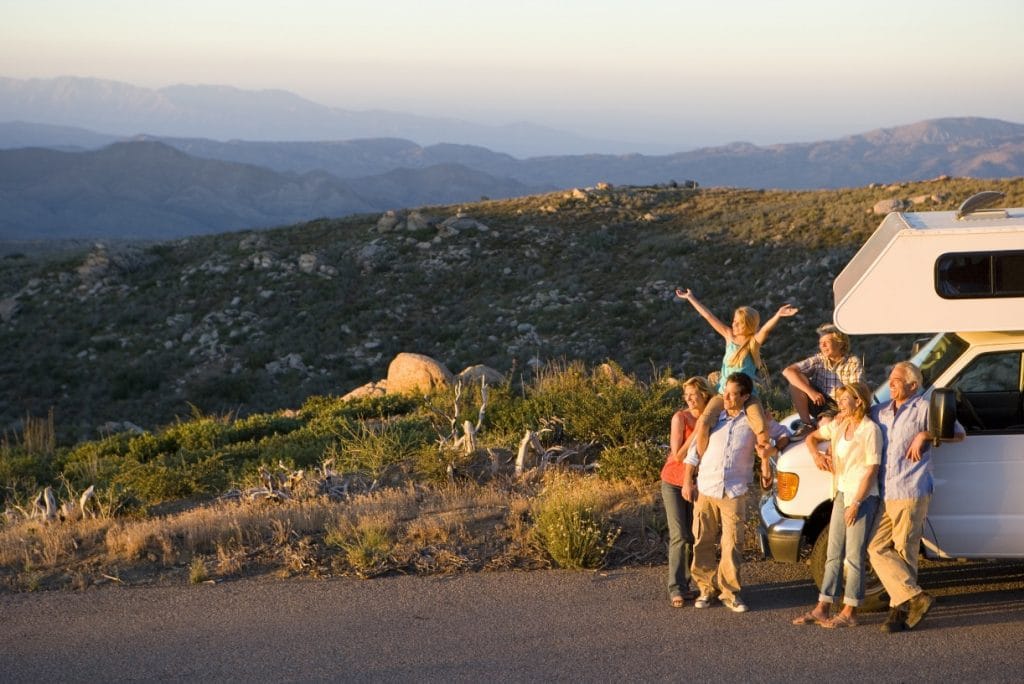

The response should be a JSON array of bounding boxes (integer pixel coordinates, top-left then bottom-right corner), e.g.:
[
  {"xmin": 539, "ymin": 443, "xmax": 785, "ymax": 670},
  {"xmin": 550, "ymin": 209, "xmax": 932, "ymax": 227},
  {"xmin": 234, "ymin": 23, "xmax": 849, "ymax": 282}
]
[
  {"xmin": 1, "ymin": 76, "xmax": 1024, "ymax": 240},
  {"xmin": 0, "ymin": 76, "xmax": 659, "ymax": 157}
]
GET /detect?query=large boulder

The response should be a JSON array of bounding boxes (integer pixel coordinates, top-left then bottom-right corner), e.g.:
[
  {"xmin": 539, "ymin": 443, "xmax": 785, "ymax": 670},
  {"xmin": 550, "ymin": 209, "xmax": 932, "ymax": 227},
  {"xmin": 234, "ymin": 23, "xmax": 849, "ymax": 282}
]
[
  {"xmin": 376, "ymin": 210, "xmax": 402, "ymax": 233},
  {"xmin": 873, "ymin": 198, "xmax": 908, "ymax": 215},
  {"xmin": 386, "ymin": 353, "xmax": 454, "ymax": 395},
  {"xmin": 298, "ymin": 253, "xmax": 322, "ymax": 274},
  {"xmin": 405, "ymin": 211, "xmax": 436, "ymax": 232}
]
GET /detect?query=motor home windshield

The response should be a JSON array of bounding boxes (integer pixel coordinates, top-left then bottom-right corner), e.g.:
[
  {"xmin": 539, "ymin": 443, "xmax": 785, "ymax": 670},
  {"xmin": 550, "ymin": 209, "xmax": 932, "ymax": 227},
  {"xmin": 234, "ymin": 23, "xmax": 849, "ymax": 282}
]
[{"xmin": 870, "ymin": 332, "xmax": 970, "ymax": 405}]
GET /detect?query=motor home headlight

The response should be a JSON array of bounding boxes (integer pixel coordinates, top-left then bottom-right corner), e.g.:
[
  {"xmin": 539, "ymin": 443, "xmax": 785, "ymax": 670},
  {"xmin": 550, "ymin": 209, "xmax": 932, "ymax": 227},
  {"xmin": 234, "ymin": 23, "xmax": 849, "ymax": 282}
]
[{"xmin": 777, "ymin": 472, "xmax": 799, "ymax": 501}]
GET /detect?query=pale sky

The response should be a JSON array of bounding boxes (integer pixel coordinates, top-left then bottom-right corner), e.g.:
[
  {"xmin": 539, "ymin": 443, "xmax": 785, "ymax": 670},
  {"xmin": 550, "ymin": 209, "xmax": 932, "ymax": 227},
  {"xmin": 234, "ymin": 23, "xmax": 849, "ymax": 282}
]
[{"xmin": 3, "ymin": 0, "xmax": 1023, "ymax": 147}]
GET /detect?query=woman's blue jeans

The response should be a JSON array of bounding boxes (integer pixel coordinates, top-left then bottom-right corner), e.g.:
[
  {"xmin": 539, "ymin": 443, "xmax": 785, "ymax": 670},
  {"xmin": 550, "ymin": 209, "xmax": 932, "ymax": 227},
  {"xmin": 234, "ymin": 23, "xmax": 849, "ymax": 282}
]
[
  {"xmin": 819, "ymin": 491, "xmax": 880, "ymax": 607},
  {"xmin": 661, "ymin": 480, "xmax": 694, "ymax": 598}
]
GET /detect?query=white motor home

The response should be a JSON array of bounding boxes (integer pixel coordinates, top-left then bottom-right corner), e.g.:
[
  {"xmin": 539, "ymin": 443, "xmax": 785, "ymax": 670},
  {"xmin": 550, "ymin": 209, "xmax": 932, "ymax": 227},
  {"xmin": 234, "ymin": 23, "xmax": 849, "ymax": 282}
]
[{"xmin": 759, "ymin": 192, "xmax": 1024, "ymax": 608}]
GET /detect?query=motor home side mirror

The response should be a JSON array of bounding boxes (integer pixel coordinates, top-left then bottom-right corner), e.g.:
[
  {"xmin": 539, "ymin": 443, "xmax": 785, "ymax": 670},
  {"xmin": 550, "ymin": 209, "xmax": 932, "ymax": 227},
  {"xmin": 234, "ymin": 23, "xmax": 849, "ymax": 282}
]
[{"xmin": 929, "ymin": 388, "xmax": 958, "ymax": 445}]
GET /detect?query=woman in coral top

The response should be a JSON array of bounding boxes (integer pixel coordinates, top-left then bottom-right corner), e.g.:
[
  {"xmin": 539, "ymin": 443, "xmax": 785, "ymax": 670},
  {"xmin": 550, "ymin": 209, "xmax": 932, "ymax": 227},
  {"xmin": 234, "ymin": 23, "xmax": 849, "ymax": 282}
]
[{"xmin": 661, "ymin": 376, "xmax": 714, "ymax": 607}]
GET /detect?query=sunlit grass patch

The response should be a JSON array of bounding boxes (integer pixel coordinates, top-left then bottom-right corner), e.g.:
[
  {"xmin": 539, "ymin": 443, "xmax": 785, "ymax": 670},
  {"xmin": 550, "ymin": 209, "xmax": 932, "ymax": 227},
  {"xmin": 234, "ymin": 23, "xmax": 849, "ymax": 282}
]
[
  {"xmin": 530, "ymin": 472, "xmax": 621, "ymax": 570},
  {"xmin": 326, "ymin": 513, "xmax": 396, "ymax": 579}
]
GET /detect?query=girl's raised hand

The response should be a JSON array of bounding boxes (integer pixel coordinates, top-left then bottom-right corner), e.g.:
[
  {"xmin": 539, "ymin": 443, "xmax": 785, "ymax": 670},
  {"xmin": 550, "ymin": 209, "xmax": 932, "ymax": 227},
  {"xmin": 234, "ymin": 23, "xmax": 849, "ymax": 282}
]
[
  {"xmin": 675, "ymin": 288, "xmax": 693, "ymax": 300},
  {"xmin": 777, "ymin": 303, "xmax": 799, "ymax": 317}
]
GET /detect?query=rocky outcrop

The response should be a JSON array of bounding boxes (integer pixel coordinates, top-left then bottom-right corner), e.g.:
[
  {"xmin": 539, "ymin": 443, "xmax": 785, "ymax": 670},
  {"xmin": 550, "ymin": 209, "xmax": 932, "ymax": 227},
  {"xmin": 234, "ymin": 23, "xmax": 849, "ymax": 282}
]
[
  {"xmin": 457, "ymin": 364, "xmax": 505, "ymax": 387},
  {"xmin": 265, "ymin": 353, "xmax": 308, "ymax": 375},
  {"xmin": 356, "ymin": 241, "xmax": 391, "ymax": 274},
  {"xmin": 386, "ymin": 353, "xmax": 454, "ymax": 395},
  {"xmin": 77, "ymin": 245, "xmax": 159, "ymax": 288},
  {"xmin": 0, "ymin": 297, "xmax": 19, "ymax": 323},
  {"xmin": 873, "ymin": 198, "xmax": 909, "ymax": 215},
  {"xmin": 375, "ymin": 209, "xmax": 440, "ymax": 233},
  {"xmin": 341, "ymin": 380, "xmax": 388, "ymax": 401}
]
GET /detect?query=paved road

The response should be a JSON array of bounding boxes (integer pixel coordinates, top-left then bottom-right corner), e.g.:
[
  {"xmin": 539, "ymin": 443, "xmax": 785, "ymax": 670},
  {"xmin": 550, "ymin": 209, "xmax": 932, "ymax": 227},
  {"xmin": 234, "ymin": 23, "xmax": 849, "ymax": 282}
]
[{"xmin": 2, "ymin": 558, "xmax": 1023, "ymax": 682}]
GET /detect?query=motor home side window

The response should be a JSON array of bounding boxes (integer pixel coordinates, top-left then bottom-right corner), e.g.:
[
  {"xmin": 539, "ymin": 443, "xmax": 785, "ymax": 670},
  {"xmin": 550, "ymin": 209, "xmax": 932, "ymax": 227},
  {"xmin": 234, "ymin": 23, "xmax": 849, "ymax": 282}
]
[
  {"xmin": 949, "ymin": 352, "xmax": 1024, "ymax": 433},
  {"xmin": 935, "ymin": 251, "xmax": 1024, "ymax": 298}
]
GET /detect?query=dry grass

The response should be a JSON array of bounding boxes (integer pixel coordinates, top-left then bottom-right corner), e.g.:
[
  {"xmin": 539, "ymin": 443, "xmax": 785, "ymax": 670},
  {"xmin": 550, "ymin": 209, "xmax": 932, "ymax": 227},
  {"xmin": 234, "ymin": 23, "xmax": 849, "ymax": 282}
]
[
  {"xmin": 0, "ymin": 477, "xmax": 665, "ymax": 591},
  {"xmin": 0, "ymin": 516, "xmax": 112, "ymax": 570},
  {"xmin": 104, "ymin": 499, "xmax": 339, "ymax": 562},
  {"xmin": 2, "ymin": 409, "xmax": 56, "ymax": 457}
]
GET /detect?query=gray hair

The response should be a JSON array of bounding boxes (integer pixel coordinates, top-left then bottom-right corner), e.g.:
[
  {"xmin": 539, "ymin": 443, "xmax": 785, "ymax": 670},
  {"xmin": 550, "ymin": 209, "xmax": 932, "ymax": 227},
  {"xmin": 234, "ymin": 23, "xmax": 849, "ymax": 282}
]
[{"xmin": 892, "ymin": 360, "xmax": 924, "ymax": 387}]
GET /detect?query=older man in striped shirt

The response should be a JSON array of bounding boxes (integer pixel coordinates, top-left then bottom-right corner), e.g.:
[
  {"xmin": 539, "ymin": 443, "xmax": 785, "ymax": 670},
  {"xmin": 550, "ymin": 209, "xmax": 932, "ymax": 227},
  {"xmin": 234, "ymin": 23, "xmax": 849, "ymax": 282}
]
[{"xmin": 870, "ymin": 361, "xmax": 965, "ymax": 633}]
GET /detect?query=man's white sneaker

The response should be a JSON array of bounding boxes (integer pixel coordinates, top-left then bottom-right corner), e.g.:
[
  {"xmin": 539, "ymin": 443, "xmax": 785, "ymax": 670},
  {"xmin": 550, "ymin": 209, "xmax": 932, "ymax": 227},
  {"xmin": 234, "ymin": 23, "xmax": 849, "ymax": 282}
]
[
  {"xmin": 693, "ymin": 595, "xmax": 715, "ymax": 609},
  {"xmin": 722, "ymin": 596, "xmax": 748, "ymax": 613}
]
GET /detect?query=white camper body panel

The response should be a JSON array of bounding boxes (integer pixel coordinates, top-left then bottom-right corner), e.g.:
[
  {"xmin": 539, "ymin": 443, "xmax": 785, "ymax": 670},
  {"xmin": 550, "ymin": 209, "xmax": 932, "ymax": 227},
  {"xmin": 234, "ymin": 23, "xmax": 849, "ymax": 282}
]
[{"xmin": 833, "ymin": 209, "xmax": 1024, "ymax": 334}]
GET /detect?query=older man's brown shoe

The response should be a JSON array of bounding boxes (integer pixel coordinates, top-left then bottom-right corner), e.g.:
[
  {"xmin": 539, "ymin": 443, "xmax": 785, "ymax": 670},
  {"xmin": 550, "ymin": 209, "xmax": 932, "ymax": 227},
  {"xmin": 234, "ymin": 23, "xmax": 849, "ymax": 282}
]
[
  {"xmin": 880, "ymin": 606, "xmax": 907, "ymax": 633},
  {"xmin": 905, "ymin": 591, "xmax": 935, "ymax": 629}
]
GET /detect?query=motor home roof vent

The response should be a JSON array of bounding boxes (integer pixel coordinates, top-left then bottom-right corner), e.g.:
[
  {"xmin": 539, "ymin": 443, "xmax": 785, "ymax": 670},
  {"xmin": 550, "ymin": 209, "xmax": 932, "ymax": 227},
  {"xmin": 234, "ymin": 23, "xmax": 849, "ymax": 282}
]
[{"xmin": 956, "ymin": 191, "xmax": 1007, "ymax": 220}]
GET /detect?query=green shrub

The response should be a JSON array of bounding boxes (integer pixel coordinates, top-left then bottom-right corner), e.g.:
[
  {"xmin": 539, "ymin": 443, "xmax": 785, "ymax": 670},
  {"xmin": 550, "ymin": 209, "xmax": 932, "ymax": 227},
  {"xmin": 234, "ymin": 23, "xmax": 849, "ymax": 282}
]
[
  {"xmin": 476, "ymin": 384, "xmax": 534, "ymax": 442},
  {"xmin": 498, "ymin": 361, "xmax": 678, "ymax": 447},
  {"xmin": 125, "ymin": 432, "xmax": 179, "ymax": 463},
  {"xmin": 531, "ymin": 475, "xmax": 620, "ymax": 569},
  {"xmin": 301, "ymin": 393, "xmax": 418, "ymax": 422},
  {"xmin": 223, "ymin": 413, "xmax": 303, "ymax": 443},
  {"xmin": 0, "ymin": 448, "xmax": 57, "ymax": 503},
  {"xmin": 326, "ymin": 515, "xmax": 395, "ymax": 578},
  {"xmin": 328, "ymin": 416, "xmax": 434, "ymax": 486},
  {"xmin": 111, "ymin": 457, "xmax": 195, "ymax": 505},
  {"xmin": 165, "ymin": 416, "xmax": 227, "ymax": 451},
  {"xmin": 597, "ymin": 442, "xmax": 663, "ymax": 482},
  {"xmin": 249, "ymin": 428, "xmax": 334, "ymax": 469},
  {"xmin": 60, "ymin": 433, "xmax": 137, "ymax": 490},
  {"xmin": 109, "ymin": 451, "xmax": 227, "ymax": 507}
]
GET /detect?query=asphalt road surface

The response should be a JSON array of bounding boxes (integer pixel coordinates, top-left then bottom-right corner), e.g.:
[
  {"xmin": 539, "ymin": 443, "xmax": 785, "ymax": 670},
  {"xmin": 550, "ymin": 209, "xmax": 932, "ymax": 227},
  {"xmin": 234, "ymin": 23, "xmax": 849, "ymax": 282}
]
[{"xmin": 3, "ymin": 558, "xmax": 1023, "ymax": 682}]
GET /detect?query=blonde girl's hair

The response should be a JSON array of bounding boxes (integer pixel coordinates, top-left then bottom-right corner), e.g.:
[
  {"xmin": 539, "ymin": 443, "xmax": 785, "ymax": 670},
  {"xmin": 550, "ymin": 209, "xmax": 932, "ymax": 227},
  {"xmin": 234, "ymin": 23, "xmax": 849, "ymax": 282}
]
[
  {"xmin": 682, "ymin": 376, "xmax": 714, "ymax": 404},
  {"xmin": 839, "ymin": 381, "xmax": 873, "ymax": 420},
  {"xmin": 728, "ymin": 306, "xmax": 764, "ymax": 370}
]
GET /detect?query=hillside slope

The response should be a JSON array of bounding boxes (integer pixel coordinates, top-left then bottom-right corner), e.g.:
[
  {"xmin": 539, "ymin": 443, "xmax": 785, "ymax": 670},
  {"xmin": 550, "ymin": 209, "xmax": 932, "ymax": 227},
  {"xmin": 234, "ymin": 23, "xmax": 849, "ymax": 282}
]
[{"xmin": 2, "ymin": 177, "xmax": 1022, "ymax": 442}]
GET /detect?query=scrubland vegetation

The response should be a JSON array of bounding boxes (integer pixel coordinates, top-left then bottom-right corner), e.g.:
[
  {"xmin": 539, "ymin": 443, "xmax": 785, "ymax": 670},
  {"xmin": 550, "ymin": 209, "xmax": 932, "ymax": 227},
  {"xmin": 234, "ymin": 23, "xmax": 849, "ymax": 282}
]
[
  {"xmin": 1, "ymin": 364, "xmax": 687, "ymax": 590},
  {"xmin": 3, "ymin": 177, "xmax": 1023, "ymax": 591}
]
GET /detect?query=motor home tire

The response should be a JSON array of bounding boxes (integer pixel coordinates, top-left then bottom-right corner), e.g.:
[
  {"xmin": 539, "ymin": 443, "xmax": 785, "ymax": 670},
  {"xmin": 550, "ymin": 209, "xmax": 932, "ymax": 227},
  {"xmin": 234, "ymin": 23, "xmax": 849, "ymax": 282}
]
[{"xmin": 809, "ymin": 524, "xmax": 889, "ymax": 612}]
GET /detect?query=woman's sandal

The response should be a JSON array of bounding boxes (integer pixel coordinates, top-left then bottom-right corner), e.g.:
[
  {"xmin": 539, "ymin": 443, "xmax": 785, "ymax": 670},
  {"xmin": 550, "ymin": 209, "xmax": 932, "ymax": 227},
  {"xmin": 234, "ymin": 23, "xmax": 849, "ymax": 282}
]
[
  {"xmin": 791, "ymin": 611, "xmax": 827, "ymax": 625},
  {"xmin": 822, "ymin": 613, "xmax": 858, "ymax": 628},
  {"xmin": 670, "ymin": 596, "xmax": 685, "ymax": 608}
]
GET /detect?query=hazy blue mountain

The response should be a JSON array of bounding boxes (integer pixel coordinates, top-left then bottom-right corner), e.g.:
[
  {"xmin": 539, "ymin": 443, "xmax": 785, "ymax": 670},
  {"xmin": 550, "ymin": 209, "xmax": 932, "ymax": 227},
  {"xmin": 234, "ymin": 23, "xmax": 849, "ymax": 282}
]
[
  {"xmin": 0, "ymin": 76, "xmax": 662, "ymax": 157},
  {"xmin": 0, "ymin": 141, "xmax": 541, "ymax": 240},
  {"xmin": 10, "ymin": 115, "xmax": 1021, "ymax": 192},
  {"xmin": 137, "ymin": 135, "xmax": 522, "ymax": 180},
  {"xmin": 0, "ymin": 120, "xmax": 121, "ymax": 150},
  {"xmin": 151, "ymin": 117, "xmax": 1024, "ymax": 189}
]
